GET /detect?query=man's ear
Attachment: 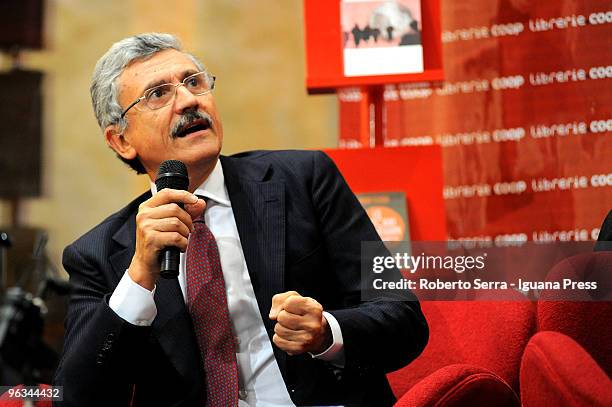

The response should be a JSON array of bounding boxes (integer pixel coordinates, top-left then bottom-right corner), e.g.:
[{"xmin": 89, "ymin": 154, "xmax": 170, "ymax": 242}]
[{"xmin": 105, "ymin": 125, "xmax": 137, "ymax": 160}]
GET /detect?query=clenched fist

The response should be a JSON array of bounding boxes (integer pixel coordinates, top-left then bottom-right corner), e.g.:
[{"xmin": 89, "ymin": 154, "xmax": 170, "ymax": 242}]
[{"xmin": 269, "ymin": 291, "xmax": 332, "ymax": 356}]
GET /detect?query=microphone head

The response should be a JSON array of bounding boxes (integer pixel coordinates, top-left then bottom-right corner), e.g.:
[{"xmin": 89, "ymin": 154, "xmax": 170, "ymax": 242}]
[{"xmin": 156, "ymin": 160, "xmax": 189, "ymax": 191}]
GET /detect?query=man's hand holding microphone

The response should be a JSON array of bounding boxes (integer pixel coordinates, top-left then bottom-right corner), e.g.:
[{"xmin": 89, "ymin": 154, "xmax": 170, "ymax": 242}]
[{"xmin": 128, "ymin": 189, "xmax": 205, "ymax": 291}]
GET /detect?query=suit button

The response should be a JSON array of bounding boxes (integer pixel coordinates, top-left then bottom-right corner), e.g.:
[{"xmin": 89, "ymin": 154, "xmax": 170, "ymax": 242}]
[{"xmin": 238, "ymin": 390, "xmax": 248, "ymax": 400}]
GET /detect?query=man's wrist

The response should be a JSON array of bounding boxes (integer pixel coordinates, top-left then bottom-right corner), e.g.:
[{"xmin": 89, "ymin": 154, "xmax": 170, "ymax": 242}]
[
  {"xmin": 313, "ymin": 315, "xmax": 333, "ymax": 354},
  {"xmin": 310, "ymin": 311, "xmax": 345, "ymax": 367},
  {"xmin": 109, "ymin": 270, "xmax": 157, "ymax": 326},
  {"xmin": 128, "ymin": 258, "xmax": 156, "ymax": 291}
]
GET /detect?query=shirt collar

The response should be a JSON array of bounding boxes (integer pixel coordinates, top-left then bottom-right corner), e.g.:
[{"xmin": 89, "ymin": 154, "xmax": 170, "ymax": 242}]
[{"xmin": 149, "ymin": 159, "xmax": 231, "ymax": 207}]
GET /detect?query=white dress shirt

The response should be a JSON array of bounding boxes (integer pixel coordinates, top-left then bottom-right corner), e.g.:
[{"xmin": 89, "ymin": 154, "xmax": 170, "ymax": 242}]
[{"xmin": 109, "ymin": 159, "xmax": 344, "ymax": 406}]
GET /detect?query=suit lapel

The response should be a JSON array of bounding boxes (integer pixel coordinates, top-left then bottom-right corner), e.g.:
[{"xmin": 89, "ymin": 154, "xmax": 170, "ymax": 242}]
[
  {"xmin": 109, "ymin": 192, "xmax": 201, "ymax": 385},
  {"xmin": 109, "ymin": 202, "xmax": 139, "ymax": 283},
  {"xmin": 220, "ymin": 155, "xmax": 288, "ymax": 373}
]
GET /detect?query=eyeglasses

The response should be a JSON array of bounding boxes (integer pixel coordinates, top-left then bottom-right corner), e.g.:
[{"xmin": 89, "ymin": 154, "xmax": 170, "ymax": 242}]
[{"xmin": 120, "ymin": 71, "xmax": 216, "ymax": 118}]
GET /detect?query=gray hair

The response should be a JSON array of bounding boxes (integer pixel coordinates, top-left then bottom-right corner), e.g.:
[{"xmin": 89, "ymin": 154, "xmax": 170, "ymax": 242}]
[{"xmin": 90, "ymin": 33, "xmax": 205, "ymax": 173}]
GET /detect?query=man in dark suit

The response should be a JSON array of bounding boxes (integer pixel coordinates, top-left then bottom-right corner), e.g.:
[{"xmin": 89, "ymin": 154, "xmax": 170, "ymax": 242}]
[{"xmin": 54, "ymin": 33, "xmax": 428, "ymax": 406}]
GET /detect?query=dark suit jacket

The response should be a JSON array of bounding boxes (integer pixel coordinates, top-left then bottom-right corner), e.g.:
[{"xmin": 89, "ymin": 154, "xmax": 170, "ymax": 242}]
[
  {"xmin": 595, "ymin": 210, "xmax": 612, "ymax": 252},
  {"xmin": 54, "ymin": 150, "xmax": 428, "ymax": 406}
]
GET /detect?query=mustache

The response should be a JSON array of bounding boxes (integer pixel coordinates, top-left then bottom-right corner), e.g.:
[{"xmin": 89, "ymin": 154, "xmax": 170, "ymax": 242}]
[{"xmin": 170, "ymin": 109, "xmax": 213, "ymax": 138}]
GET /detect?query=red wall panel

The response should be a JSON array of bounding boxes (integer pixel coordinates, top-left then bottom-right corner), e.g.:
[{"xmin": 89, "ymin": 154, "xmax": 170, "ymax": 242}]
[{"xmin": 338, "ymin": 0, "xmax": 612, "ymax": 242}]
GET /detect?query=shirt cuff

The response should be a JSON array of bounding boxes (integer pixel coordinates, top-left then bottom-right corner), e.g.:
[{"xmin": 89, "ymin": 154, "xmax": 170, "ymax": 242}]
[
  {"xmin": 309, "ymin": 311, "xmax": 345, "ymax": 367},
  {"xmin": 108, "ymin": 270, "xmax": 157, "ymax": 326}
]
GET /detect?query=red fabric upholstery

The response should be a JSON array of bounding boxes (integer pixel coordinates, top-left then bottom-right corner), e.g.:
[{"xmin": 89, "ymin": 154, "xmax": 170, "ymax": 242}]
[
  {"xmin": 387, "ymin": 294, "xmax": 535, "ymax": 398},
  {"xmin": 520, "ymin": 331, "xmax": 612, "ymax": 407},
  {"xmin": 389, "ymin": 251, "xmax": 610, "ymax": 405},
  {"xmin": 537, "ymin": 252, "xmax": 612, "ymax": 376},
  {"xmin": 395, "ymin": 364, "xmax": 520, "ymax": 407}
]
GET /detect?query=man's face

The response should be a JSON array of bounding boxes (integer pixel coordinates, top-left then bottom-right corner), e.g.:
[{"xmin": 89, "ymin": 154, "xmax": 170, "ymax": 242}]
[{"xmin": 113, "ymin": 49, "xmax": 223, "ymax": 179}]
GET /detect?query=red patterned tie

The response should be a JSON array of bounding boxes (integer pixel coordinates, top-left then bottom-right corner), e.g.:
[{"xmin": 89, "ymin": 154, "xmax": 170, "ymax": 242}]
[{"xmin": 186, "ymin": 214, "xmax": 239, "ymax": 407}]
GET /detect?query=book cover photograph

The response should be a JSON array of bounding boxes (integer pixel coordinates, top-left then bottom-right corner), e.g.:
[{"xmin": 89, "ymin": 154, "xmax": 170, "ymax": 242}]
[
  {"xmin": 357, "ymin": 191, "xmax": 411, "ymax": 241},
  {"xmin": 341, "ymin": 0, "xmax": 424, "ymax": 77}
]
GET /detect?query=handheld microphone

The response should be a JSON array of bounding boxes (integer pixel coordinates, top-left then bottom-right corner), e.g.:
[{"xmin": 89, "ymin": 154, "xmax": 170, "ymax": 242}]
[{"xmin": 155, "ymin": 160, "xmax": 189, "ymax": 278}]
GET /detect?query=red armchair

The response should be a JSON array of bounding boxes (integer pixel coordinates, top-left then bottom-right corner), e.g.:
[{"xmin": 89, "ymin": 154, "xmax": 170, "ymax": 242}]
[
  {"xmin": 396, "ymin": 364, "xmax": 519, "ymax": 407},
  {"xmin": 537, "ymin": 251, "xmax": 612, "ymax": 375},
  {"xmin": 389, "ymin": 291, "xmax": 534, "ymax": 405},
  {"xmin": 520, "ymin": 331, "xmax": 612, "ymax": 406}
]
